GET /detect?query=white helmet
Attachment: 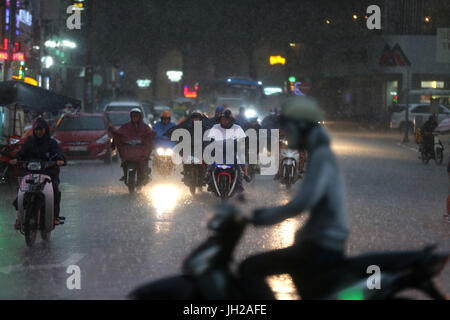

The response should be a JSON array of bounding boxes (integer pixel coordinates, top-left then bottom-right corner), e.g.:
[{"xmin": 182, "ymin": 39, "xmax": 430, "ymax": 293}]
[{"xmin": 130, "ymin": 108, "xmax": 142, "ymax": 115}]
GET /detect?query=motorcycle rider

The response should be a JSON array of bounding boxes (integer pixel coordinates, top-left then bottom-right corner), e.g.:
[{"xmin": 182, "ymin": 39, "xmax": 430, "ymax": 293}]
[
  {"xmin": 239, "ymin": 96, "xmax": 349, "ymax": 299},
  {"xmin": 153, "ymin": 110, "xmax": 176, "ymax": 148},
  {"xmin": 209, "ymin": 106, "xmax": 224, "ymax": 125},
  {"xmin": 262, "ymin": 107, "xmax": 281, "ymax": 154},
  {"xmin": 206, "ymin": 109, "xmax": 251, "ymax": 195},
  {"xmin": 164, "ymin": 110, "xmax": 213, "ymax": 183},
  {"xmin": 109, "ymin": 108, "xmax": 155, "ymax": 185},
  {"xmin": 235, "ymin": 106, "xmax": 249, "ymax": 130},
  {"xmin": 9, "ymin": 118, "xmax": 66, "ymax": 228},
  {"xmin": 420, "ymin": 115, "xmax": 438, "ymax": 157},
  {"xmin": 246, "ymin": 116, "xmax": 262, "ymax": 175}
]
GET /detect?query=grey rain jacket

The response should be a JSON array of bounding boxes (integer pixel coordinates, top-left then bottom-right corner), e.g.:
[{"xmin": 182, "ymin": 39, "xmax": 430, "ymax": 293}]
[{"xmin": 253, "ymin": 125, "xmax": 349, "ymax": 251}]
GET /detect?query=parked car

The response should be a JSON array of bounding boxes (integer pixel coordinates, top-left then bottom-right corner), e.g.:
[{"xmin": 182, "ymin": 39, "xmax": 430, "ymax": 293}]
[
  {"xmin": 103, "ymin": 101, "xmax": 151, "ymax": 126},
  {"xmin": 390, "ymin": 104, "xmax": 450, "ymax": 131},
  {"xmin": 53, "ymin": 113, "xmax": 117, "ymax": 164}
]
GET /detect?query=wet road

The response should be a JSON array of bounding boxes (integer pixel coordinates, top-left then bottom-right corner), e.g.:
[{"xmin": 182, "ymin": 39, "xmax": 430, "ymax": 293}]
[{"xmin": 0, "ymin": 130, "xmax": 449, "ymax": 299}]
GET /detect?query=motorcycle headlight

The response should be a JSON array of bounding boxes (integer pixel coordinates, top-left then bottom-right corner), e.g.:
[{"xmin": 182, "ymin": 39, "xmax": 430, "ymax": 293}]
[
  {"xmin": 96, "ymin": 134, "xmax": 109, "ymax": 144},
  {"xmin": 165, "ymin": 149, "xmax": 173, "ymax": 156},
  {"xmin": 280, "ymin": 139, "xmax": 288, "ymax": 147},
  {"xmin": 157, "ymin": 148, "xmax": 165, "ymax": 156},
  {"xmin": 27, "ymin": 162, "xmax": 41, "ymax": 171},
  {"xmin": 9, "ymin": 138, "xmax": 20, "ymax": 145}
]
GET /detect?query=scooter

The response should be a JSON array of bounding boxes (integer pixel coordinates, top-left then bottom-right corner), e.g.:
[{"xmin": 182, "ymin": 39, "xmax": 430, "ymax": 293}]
[
  {"xmin": 279, "ymin": 138, "xmax": 305, "ymax": 189},
  {"xmin": 16, "ymin": 160, "xmax": 65, "ymax": 247},
  {"xmin": 418, "ymin": 132, "xmax": 444, "ymax": 165},
  {"xmin": 154, "ymin": 145, "xmax": 175, "ymax": 176},
  {"xmin": 122, "ymin": 139, "xmax": 150, "ymax": 194},
  {"xmin": 209, "ymin": 163, "xmax": 239, "ymax": 201},
  {"xmin": 129, "ymin": 204, "xmax": 449, "ymax": 300},
  {"xmin": 182, "ymin": 156, "xmax": 206, "ymax": 195}
]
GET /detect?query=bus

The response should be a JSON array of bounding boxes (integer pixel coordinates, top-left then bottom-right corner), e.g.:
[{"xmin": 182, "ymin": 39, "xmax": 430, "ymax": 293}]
[{"xmin": 196, "ymin": 77, "xmax": 265, "ymax": 116}]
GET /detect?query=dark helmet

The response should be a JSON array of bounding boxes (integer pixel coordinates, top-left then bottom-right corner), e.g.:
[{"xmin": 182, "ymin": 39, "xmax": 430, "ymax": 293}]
[
  {"xmin": 220, "ymin": 109, "xmax": 233, "ymax": 129},
  {"xmin": 429, "ymin": 115, "xmax": 436, "ymax": 122},
  {"xmin": 222, "ymin": 109, "xmax": 232, "ymax": 119},
  {"xmin": 190, "ymin": 110, "xmax": 202, "ymax": 119}
]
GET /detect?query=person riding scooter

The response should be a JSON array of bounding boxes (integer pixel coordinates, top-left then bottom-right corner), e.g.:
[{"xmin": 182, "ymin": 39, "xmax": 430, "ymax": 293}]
[
  {"xmin": 164, "ymin": 110, "xmax": 213, "ymax": 183},
  {"xmin": 9, "ymin": 118, "xmax": 66, "ymax": 229},
  {"xmin": 206, "ymin": 110, "xmax": 251, "ymax": 196},
  {"xmin": 153, "ymin": 110, "xmax": 176, "ymax": 147},
  {"xmin": 109, "ymin": 108, "xmax": 155, "ymax": 184},
  {"xmin": 239, "ymin": 96, "xmax": 349, "ymax": 299},
  {"xmin": 420, "ymin": 115, "xmax": 438, "ymax": 157}
]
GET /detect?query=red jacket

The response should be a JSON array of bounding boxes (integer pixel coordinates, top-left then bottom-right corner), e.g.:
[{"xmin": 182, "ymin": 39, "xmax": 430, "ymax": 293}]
[{"xmin": 111, "ymin": 121, "xmax": 155, "ymax": 162}]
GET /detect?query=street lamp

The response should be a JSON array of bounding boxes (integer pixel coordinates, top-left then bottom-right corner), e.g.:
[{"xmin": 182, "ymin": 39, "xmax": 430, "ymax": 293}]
[{"xmin": 41, "ymin": 56, "xmax": 54, "ymax": 69}]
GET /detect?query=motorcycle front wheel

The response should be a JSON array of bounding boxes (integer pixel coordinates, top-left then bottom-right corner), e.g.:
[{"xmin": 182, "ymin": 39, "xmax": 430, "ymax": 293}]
[{"xmin": 24, "ymin": 206, "xmax": 38, "ymax": 247}]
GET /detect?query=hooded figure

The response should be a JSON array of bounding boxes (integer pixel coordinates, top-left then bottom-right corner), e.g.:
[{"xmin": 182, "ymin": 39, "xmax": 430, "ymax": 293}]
[
  {"xmin": 110, "ymin": 109, "xmax": 155, "ymax": 163},
  {"xmin": 15, "ymin": 118, "xmax": 66, "ymax": 183},
  {"xmin": 239, "ymin": 96, "xmax": 349, "ymax": 299},
  {"xmin": 13, "ymin": 117, "xmax": 66, "ymax": 225}
]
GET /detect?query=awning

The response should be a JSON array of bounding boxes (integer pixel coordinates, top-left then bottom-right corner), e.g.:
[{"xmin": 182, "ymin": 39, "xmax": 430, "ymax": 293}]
[{"xmin": 0, "ymin": 80, "xmax": 81, "ymax": 113}]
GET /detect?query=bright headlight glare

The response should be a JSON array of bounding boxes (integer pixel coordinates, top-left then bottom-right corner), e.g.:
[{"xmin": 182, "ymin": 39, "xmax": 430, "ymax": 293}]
[
  {"xmin": 165, "ymin": 149, "xmax": 173, "ymax": 156},
  {"xmin": 157, "ymin": 148, "xmax": 165, "ymax": 156}
]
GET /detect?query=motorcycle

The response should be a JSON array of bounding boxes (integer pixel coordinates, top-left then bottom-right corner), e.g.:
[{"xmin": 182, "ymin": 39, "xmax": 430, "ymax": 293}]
[
  {"xmin": 182, "ymin": 156, "xmax": 206, "ymax": 196},
  {"xmin": 210, "ymin": 163, "xmax": 239, "ymax": 201},
  {"xmin": 419, "ymin": 132, "xmax": 444, "ymax": 165},
  {"xmin": 129, "ymin": 204, "xmax": 449, "ymax": 300},
  {"xmin": 0, "ymin": 135, "xmax": 25, "ymax": 186},
  {"xmin": 153, "ymin": 146, "xmax": 175, "ymax": 176},
  {"xmin": 16, "ymin": 160, "xmax": 65, "ymax": 247},
  {"xmin": 122, "ymin": 139, "xmax": 150, "ymax": 194},
  {"xmin": 279, "ymin": 138, "xmax": 305, "ymax": 189}
]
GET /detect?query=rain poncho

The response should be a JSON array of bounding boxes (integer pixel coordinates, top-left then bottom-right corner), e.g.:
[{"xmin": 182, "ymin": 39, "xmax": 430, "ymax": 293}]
[{"xmin": 111, "ymin": 120, "xmax": 155, "ymax": 162}]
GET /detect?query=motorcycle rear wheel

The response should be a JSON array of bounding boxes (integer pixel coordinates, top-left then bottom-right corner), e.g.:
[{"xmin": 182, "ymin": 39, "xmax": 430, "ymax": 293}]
[
  {"xmin": 128, "ymin": 170, "xmax": 136, "ymax": 194},
  {"xmin": 435, "ymin": 148, "xmax": 443, "ymax": 165}
]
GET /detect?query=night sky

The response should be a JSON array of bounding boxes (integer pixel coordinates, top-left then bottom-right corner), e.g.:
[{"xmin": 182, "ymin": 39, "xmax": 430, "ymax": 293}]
[{"xmin": 90, "ymin": 0, "xmax": 374, "ymax": 65}]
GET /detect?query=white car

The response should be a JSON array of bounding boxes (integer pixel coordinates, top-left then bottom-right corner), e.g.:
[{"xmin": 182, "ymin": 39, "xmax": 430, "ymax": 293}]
[
  {"xmin": 390, "ymin": 104, "xmax": 450, "ymax": 130},
  {"xmin": 103, "ymin": 101, "xmax": 151, "ymax": 125}
]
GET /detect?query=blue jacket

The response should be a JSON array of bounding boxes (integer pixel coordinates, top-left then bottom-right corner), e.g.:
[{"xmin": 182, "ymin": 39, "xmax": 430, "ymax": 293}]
[{"xmin": 153, "ymin": 121, "xmax": 176, "ymax": 148}]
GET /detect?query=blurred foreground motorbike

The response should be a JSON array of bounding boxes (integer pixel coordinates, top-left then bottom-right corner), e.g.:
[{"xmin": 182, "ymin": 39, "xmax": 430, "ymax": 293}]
[{"xmin": 130, "ymin": 204, "xmax": 448, "ymax": 300}]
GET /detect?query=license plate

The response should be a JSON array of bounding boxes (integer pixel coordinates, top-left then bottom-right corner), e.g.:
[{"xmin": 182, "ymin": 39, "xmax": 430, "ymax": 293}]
[{"xmin": 68, "ymin": 146, "xmax": 88, "ymax": 151}]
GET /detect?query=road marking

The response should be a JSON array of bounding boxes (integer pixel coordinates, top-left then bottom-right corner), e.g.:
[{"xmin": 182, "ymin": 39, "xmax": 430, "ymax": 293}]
[
  {"xmin": 0, "ymin": 253, "xmax": 85, "ymax": 275},
  {"xmin": 396, "ymin": 142, "xmax": 418, "ymax": 153}
]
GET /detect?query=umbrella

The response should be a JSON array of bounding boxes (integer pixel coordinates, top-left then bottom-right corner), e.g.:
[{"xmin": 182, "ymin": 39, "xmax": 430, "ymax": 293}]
[{"xmin": 435, "ymin": 118, "xmax": 450, "ymax": 133}]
